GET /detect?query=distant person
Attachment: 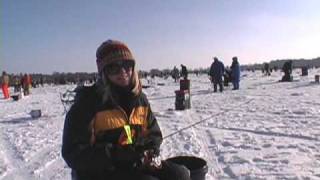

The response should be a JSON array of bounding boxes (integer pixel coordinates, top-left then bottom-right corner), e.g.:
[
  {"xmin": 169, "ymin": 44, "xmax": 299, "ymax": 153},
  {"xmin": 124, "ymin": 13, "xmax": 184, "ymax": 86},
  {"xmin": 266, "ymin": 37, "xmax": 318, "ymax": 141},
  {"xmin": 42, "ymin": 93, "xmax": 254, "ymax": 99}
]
[
  {"xmin": 13, "ymin": 75, "xmax": 22, "ymax": 93},
  {"xmin": 22, "ymin": 74, "xmax": 32, "ymax": 95},
  {"xmin": 223, "ymin": 67, "xmax": 232, "ymax": 87},
  {"xmin": 264, "ymin": 63, "xmax": 271, "ymax": 76},
  {"xmin": 301, "ymin": 66, "xmax": 308, "ymax": 76},
  {"xmin": 273, "ymin": 66, "xmax": 278, "ymax": 72},
  {"xmin": 230, "ymin": 57, "xmax": 240, "ymax": 90},
  {"xmin": 209, "ymin": 57, "xmax": 225, "ymax": 92},
  {"xmin": 180, "ymin": 64, "xmax": 188, "ymax": 80},
  {"xmin": 61, "ymin": 39, "xmax": 191, "ymax": 180},
  {"xmin": 171, "ymin": 66, "xmax": 180, "ymax": 82},
  {"xmin": 281, "ymin": 60, "xmax": 293, "ymax": 82},
  {"xmin": 194, "ymin": 70, "xmax": 199, "ymax": 76},
  {"xmin": 40, "ymin": 75, "xmax": 44, "ymax": 87},
  {"xmin": 1, "ymin": 71, "xmax": 10, "ymax": 99}
]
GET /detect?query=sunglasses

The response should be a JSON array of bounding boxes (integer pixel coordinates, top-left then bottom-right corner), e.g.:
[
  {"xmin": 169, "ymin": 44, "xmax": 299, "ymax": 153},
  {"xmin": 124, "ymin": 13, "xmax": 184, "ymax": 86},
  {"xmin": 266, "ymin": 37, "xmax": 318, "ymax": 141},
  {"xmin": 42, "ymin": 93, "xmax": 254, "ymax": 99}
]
[{"xmin": 104, "ymin": 61, "xmax": 134, "ymax": 75}]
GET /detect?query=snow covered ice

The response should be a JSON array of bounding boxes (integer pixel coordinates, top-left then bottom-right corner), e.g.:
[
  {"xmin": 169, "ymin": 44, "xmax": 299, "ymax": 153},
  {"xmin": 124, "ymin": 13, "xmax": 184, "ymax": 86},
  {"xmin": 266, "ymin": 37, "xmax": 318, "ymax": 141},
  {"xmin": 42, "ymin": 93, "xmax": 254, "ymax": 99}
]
[{"xmin": 1, "ymin": 69, "xmax": 320, "ymax": 179}]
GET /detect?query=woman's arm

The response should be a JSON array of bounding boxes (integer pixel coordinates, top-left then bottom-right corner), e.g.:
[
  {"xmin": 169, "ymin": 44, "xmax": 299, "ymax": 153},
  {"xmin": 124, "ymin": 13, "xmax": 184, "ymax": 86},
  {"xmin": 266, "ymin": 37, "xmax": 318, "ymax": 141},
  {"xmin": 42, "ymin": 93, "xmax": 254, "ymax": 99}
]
[{"xmin": 61, "ymin": 89, "xmax": 114, "ymax": 172}]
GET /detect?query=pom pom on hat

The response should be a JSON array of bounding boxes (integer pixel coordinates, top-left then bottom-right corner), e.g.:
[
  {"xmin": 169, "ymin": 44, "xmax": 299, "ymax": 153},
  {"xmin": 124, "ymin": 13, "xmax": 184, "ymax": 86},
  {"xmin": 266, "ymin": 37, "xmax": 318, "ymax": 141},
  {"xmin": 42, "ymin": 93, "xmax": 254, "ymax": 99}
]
[{"xmin": 96, "ymin": 40, "xmax": 135, "ymax": 73}]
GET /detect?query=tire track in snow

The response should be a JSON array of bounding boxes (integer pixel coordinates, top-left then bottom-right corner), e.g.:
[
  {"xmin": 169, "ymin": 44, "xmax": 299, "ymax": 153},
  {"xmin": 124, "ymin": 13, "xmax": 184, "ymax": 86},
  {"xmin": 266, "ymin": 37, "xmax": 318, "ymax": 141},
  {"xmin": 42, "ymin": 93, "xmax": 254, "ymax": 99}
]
[
  {"xmin": 197, "ymin": 125, "xmax": 320, "ymax": 142},
  {"xmin": 159, "ymin": 94, "xmax": 254, "ymax": 179},
  {"xmin": 0, "ymin": 122, "xmax": 60, "ymax": 180},
  {"xmin": 187, "ymin": 111, "xmax": 222, "ymax": 179},
  {"xmin": 0, "ymin": 127, "xmax": 35, "ymax": 180},
  {"xmin": 189, "ymin": 94, "xmax": 254, "ymax": 179}
]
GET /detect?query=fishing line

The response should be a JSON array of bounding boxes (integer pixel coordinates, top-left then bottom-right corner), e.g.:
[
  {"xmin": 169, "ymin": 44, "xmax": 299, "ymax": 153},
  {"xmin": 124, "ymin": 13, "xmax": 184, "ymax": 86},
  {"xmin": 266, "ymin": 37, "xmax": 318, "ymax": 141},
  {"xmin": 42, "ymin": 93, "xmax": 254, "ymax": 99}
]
[{"xmin": 163, "ymin": 98, "xmax": 254, "ymax": 140}]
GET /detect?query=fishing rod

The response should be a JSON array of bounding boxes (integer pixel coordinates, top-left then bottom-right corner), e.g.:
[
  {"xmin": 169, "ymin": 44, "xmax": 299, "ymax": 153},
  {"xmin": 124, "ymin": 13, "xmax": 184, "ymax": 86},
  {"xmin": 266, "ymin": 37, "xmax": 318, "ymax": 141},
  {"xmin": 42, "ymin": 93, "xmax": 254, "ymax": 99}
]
[
  {"xmin": 163, "ymin": 111, "xmax": 225, "ymax": 140},
  {"xmin": 163, "ymin": 98, "xmax": 254, "ymax": 140}
]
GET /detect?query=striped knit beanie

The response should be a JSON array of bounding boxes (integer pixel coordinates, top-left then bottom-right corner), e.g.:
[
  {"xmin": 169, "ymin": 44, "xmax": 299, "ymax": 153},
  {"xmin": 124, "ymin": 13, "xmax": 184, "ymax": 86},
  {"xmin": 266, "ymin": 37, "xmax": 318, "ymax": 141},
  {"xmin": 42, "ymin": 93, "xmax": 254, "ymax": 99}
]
[{"xmin": 96, "ymin": 40, "xmax": 135, "ymax": 73}]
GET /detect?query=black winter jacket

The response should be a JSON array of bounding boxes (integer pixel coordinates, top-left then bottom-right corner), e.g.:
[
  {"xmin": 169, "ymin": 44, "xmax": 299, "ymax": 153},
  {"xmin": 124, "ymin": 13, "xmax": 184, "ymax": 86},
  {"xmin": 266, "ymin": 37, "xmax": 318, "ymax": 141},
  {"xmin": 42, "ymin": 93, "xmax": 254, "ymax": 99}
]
[{"xmin": 61, "ymin": 84, "xmax": 163, "ymax": 180}]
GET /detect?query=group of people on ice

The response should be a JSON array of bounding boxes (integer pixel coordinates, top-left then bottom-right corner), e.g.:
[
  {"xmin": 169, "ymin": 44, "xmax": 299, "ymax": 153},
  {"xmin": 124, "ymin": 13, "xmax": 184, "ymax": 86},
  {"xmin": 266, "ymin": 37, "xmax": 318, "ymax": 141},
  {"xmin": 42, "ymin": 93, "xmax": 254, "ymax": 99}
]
[
  {"xmin": 209, "ymin": 56, "xmax": 241, "ymax": 92},
  {"xmin": 1, "ymin": 72, "xmax": 32, "ymax": 99},
  {"xmin": 262, "ymin": 60, "xmax": 293, "ymax": 82},
  {"xmin": 171, "ymin": 64, "xmax": 188, "ymax": 82},
  {"xmin": 170, "ymin": 57, "xmax": 241, "ymax": 93}
]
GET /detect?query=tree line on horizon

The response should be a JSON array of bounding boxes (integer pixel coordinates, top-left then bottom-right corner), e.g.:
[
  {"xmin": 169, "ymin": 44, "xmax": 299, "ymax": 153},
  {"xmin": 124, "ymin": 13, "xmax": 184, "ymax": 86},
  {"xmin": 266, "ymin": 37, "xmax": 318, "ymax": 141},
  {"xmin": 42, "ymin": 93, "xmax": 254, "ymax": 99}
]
[
  {"xmin": 242, "ymin": 57, "xmax": 320, "ymax": 71},
  {"xmin": 3, "ymin": 57, "xmax": 320, "ymax": 86}
]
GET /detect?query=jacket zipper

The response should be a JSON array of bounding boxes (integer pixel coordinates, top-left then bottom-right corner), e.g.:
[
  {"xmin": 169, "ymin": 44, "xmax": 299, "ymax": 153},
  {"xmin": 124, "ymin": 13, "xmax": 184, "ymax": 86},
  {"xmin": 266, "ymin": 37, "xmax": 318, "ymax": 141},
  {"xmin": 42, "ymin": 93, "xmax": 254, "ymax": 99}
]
[
  {"xmin": 117, "ymin": 105, "xmax": 135, "ymax": 125},
  {"xmin": 117, "ymin": 106, "xmax": 136, "ymax": 144}
]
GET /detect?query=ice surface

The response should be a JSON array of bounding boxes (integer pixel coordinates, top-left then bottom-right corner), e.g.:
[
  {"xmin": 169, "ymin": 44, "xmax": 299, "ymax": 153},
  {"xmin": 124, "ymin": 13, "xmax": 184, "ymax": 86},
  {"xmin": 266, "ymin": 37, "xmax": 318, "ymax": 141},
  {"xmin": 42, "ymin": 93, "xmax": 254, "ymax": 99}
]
[{"xmin": 1, "ymin": 68, "xmax": 320, "ymax": 179}]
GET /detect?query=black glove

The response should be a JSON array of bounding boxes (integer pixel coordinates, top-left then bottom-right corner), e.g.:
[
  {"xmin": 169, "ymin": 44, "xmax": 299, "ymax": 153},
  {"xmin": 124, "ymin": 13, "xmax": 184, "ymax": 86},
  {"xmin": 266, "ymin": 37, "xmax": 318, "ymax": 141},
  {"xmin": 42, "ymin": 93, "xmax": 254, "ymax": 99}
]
[
  {"xmin": 134, "ymin": 136, "xmax": 160, "ymax": 156},
  {"xmin": 111, "ymin": 144, "xmax": 143, "ymax": 169}
]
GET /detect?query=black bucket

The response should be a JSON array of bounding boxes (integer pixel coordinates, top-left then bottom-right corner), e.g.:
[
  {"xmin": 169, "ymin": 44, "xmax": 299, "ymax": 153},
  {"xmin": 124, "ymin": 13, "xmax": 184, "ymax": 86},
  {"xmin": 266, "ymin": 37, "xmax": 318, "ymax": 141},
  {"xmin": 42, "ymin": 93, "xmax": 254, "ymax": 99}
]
[
  {"xmin": 11, "ymin": 94, "xmax": 21, "ymax": 101},
  {"xmin": 30, "ymin": 109, "xmax": 42, "ymax": 119},
  {"xmin": 167, "ymin": 156, "xmax": 208, "ymax": 180}
]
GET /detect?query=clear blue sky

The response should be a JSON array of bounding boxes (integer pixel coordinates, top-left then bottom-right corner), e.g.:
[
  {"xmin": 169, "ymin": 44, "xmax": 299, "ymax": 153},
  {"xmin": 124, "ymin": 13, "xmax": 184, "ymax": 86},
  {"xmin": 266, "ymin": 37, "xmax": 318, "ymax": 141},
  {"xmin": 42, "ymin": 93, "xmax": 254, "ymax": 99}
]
[{"xmin": 1, "ymin": 0, "xmax": 320, "ymax": 74}]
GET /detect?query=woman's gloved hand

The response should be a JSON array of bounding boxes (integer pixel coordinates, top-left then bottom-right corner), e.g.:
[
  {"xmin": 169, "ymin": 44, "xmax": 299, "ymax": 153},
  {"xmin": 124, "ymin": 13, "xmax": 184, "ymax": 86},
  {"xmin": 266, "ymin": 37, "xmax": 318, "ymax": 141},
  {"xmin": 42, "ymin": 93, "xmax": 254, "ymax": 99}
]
[
  {"xmin": 134, "ymin": 137, "xmax": 159, "ymax": 155},
  {"xmin": 141, "ymin": 149, "xmax": 162, "ymax": 171},
  {"xmin": 111, "ymin": 144, "xmax": 143, "ymax": 169}
]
